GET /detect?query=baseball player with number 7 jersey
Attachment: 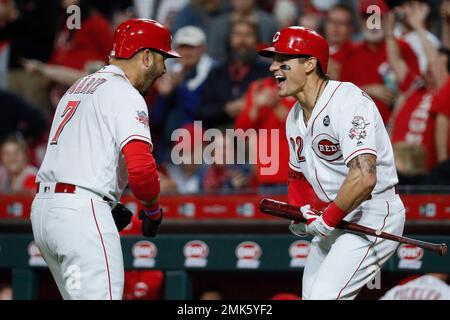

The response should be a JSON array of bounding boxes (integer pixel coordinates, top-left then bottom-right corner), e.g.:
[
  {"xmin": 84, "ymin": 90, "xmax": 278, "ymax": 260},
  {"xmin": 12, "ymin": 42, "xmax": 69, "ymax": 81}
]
[
  {"xmin": 30, "ymin": 19, "xmax": 180, "ymax": 300},
  {"xmin": 259, "ymin": 27, "xmax": 406, "ymax": 300}
]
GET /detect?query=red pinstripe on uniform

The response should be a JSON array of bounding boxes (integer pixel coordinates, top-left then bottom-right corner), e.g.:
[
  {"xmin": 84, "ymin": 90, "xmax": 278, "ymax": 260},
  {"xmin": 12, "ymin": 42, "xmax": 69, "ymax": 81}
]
[
  {"xmin": 90, "ymin": 199, "xmax": 112, "ymax": 300},
  {"xmin": 336, "ymin": 201, "xmax": 391, "ymax": 299}
]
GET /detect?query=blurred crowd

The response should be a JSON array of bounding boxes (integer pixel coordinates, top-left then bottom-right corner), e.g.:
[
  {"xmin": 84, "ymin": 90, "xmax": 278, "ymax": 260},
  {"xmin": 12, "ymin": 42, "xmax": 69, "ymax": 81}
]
[{"xmin": 0, "ymin": 0, "xmax": 450, "ymax": 196}]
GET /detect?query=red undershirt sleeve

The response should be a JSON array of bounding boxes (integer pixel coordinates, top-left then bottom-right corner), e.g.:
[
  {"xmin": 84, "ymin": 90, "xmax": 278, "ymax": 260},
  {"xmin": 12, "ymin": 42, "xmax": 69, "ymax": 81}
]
[
  {"xmin": 122, "ymin": 139, "xmax": 160, "ymax": 211},
  {"xmin": 288, "ymin": 169, "xmax": 326, "ymax": 210}
]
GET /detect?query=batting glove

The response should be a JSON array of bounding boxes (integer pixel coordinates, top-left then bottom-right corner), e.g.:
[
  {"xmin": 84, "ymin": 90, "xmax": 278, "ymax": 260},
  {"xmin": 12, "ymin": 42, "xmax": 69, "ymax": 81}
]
[
  {"xmin": 111, "ymin": 202, "xmax": 133, "ymax": 232},
  {"xmin": 289, "ymin": 220, "xmax": 308, "ymax": 237},
  {"xmin": 301, "ymin": 205, "xmax": 334, "ymax": 237},
  {"xmin": 139, "ymin": 207, "xmax": 163, "ymax": 237}
]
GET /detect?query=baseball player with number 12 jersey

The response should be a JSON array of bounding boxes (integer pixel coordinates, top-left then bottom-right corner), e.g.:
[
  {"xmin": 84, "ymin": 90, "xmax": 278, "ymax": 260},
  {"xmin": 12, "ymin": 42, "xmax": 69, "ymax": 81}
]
[
  {"xmin": 259, "ymin": 27, "xmax": 405, "ymax": 299},
  {"xmin": 31, "ymin": 19, "xmax": 180, "ymax": 299}
]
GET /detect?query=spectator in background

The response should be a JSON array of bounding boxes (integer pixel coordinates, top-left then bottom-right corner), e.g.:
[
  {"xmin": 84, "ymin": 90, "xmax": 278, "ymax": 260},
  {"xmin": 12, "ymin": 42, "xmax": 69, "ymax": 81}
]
[
  {"xmin": 387, "ymin": 3, "xmax": 450, "ymax": 171},
  {"xmin": 22, "ymin": 0, "xmax": 113, "ymax": 112},
  {"xmin": 198, "ymin": 19, "xmax": 270, "ymax": 128},
  {"xmin": 167, "ymin": 125, "xmax": 254, "ymax": 194},
  {"xmin": 171, "ymin": 0, "xmax": 224, "ymax": 36},
  {"xmin": 0, "ymin": 282, "xmax": 12, "ymax": 300},
  {"xmin": 443, "ymin": 0, "xmax": 450, "ymax": 49},
  {"xmin": 393, "ymin": 142, "xmax": 426, "ymax": 185},
  {"xmin": 432, "ymin": 73, "xmax": 450, "ymax": 165},
  {"xmin": 0, "ymin": 89, "xmax": 47, "ymax": 145},
  {"xmin": 0, "ymin": 22, "xmax": 7, "ymax": 88},
  {"xmin": 208, "ymin": 0, "xmax": 278, "ymax": 62},
  {"xmin": 151, "ymin": 26, "xmax": 214, "ymax": 163},
  {"xmin": 164, "ymin": 124, "xmax": 206, "ymax": 194},
  {"xmin": 295, "ymin": 0, "xmax": 355, "ymax": 33},
  {"xmin": 110, "ymin": 0, "xmax": 135, "ymax": 30},
  {"xmin": 431, "ymin": 0, "xmax": 450, "ymax": 165},
  {"xmin": 235, "ymin": 77, "xmax": 294, "ymax": 186},
  {"xmin": 201, "ymin": 132, "xmax": 254, "ymax": 193},
  {"xmin": 198, "ymin": 286, "xmax": 224, "ymax": 300},
  {"xmin": 0, "ymin": 134, "xmax": 37, "ymax": 194},
  {"xmin": 272, "ymin": 0, "xmax": 298, "ymax": 29},
  {"xmin": 0, "ymin": 0, "xmax": 59, "ymax": 110},
  {"xmin": 51, "ymin": 0, "xmax": 112, "ymax": 72},
  {"xmin": 340, "ymin": 0, "xmax": 420, "ymax": 124},
  {"xmin": 324, "ymin": 3, "xmax": 356, "ymax": 80},
  {"xmin": 394, "ymin": 0, "xmax": 441, "ymax": 75}
]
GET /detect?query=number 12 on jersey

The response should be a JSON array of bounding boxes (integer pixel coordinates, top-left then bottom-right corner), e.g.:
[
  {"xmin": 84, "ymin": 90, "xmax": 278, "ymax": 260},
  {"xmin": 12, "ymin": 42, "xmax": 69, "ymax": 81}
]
[{"xmin": 50, "ymin": 100, "xmax": 80, "ymax": 145}]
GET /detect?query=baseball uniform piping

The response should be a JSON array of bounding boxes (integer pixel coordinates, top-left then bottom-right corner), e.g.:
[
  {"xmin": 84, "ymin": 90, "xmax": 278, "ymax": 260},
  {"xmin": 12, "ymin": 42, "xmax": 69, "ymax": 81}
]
[
  {"xmin": 289, "ymin": 161, "xmax": 303, "ymax": 171},
  {"xmin": 314, "ymin": 168, "xmax": 331, "ymax": 202},
  {"xmin": 90, "ymin": 199, "xmax": 113, "ymax": 300},
  {"xmin": 311, "ymin": 82, "xmax": 342, "ymax": 136},
  {"xmin": 344, "ymin": 148, "xmax": 377, "ymax": 164},
  {"xmin": 336, "ymin": 201, "xmax": 390, "ymax": 299},
  {"xmin": 119, "ymin": 134, "xmax": 152, "ymax": 150}
]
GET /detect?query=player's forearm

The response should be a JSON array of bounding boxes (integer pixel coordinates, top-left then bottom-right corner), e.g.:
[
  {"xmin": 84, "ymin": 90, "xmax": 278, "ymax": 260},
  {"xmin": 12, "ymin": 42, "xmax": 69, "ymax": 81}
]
[
  {"xmin": 334, "ymin": 154, "xmax": 377, "ymax": 213},
  {"xmin": 122, "ymin": 140, "xmax": 161, "ymax": 211},
  {"xmin": 334, "ymin": 169, "xmax": 376, "ymax": 213}
]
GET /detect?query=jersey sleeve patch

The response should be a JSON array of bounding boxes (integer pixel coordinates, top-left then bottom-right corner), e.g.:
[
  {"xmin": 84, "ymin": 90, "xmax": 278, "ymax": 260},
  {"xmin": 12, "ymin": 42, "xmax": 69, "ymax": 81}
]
[
  {"xmin": 135, "ymin": 110, "xmax": 150, "ymax": 129},
  {"xmin": 348, "ymin": 115, "xmax": 370, "ymax": 141}
]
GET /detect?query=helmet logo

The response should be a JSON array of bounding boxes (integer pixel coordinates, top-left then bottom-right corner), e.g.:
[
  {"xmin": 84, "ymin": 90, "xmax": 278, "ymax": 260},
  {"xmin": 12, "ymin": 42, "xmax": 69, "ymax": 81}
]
[{"xmin": 273, "ymin": 32, "xmax": 280, "ymax": 43}]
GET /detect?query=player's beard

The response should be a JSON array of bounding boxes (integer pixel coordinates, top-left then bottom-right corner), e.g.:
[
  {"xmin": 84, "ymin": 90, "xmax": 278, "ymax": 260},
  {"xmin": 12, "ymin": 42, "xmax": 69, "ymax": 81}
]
[{"xmin": 139, "ymin": 63, "xmax": 162, "ymax": 95}]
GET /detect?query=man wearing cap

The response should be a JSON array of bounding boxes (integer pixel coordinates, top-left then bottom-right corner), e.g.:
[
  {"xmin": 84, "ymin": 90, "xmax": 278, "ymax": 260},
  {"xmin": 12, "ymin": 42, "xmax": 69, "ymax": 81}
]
[
  {"xmin": 30, "ymin": 19, "xmax": 180, "ymax": 300},
  {"xmin": 259, "ymin": 26, "xmax": 405, "ymax": 299},
  {"xmin": 152, "ymin": 26, "xmax": 214, "ymax": 161}
]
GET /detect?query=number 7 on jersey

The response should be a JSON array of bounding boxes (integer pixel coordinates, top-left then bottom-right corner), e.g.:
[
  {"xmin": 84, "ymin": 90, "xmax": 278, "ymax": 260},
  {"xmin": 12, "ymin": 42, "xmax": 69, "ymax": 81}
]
[{"xmin": 50, "ymin": 100, "xmax": 80, "ymax": 145}]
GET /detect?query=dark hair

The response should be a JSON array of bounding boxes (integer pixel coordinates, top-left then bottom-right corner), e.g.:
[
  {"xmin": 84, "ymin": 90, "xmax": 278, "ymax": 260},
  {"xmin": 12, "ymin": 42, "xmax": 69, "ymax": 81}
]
[
  {"xmin": 1, "ymin": 133, "xmax": 29, "ymax": 160},
  {"xmin": 297, "ymin": 55, "xmax": 328, "ymax": 80},
  {"xmin": 229, "ymin": 17, "xmax": 260, "ymax": 42},
  {"xmin": 328, "ymin": 3, "xmax": 355, "ymax": 26}
]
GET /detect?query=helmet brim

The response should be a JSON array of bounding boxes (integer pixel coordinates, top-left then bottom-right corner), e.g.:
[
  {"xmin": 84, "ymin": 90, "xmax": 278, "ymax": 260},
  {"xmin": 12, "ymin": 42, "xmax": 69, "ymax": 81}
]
[
  {"xmin": 258, "ymin": 47, "xmax": 276, "ymax": 57},
  {"xmin": 153, "ymin": 48, "xmax": 181, "ymax": 58},
  {"xmin": 163, "ymin": 49, "xmax": 182, "ymax": 58}
]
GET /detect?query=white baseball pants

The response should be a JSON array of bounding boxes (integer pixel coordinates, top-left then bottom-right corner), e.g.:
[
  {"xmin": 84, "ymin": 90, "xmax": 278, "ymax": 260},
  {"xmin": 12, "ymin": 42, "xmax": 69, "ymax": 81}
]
[
  {"xmin": 302, "ymin": 194, "xmax": 406, "ymax": 300},
  {"xmin": 30, "ymin": 183, "xmax": 124, "ymax": 300}
]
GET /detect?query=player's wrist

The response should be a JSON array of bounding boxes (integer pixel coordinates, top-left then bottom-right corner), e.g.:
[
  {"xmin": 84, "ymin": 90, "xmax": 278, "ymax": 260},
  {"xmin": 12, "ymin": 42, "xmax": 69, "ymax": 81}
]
[
  {"xmin": 321, "ymin": 202, "xmax": 347, "ymax": 228},
  {"xmin": 142, "ymin": 202, "xmax": 162, "ymax": 220}
]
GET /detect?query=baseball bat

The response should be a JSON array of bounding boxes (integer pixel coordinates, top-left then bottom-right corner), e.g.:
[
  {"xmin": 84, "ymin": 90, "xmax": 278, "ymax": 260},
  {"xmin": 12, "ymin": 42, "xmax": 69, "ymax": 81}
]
[{"xmin": 259, "ymin": 198, "xmax": 448, "ymax": 256}]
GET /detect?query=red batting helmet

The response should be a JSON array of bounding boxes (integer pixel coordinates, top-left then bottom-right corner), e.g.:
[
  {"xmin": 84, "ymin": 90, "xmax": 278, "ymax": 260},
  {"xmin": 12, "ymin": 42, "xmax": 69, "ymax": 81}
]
[
  {"xmin": 110, "ymin": 19, "xmax": 181, "ymax": 59},
  {"xmin": 259, "ymin": 26, "xmax": 329, "ymax": 74}
]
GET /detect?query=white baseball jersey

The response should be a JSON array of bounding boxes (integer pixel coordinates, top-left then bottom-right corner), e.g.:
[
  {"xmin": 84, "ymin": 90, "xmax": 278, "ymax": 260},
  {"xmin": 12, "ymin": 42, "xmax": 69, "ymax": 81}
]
[
  {"xmin": 380, "ymin": 275, "xmax": 450, "ymax": 300},
  {"xmin": 37, "ymin": 64, "xmax": 152, "ymax": 202},
  {"xmin": 286, "ymin": 80, "xmax": 398, "ymax": 206}
]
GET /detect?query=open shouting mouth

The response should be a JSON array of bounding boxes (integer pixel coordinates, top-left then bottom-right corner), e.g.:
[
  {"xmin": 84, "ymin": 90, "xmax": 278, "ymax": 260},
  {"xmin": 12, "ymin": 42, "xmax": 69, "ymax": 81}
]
[{"xmin": 275, "ymin": 74, "xmax": 286, "ymax": 89}]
